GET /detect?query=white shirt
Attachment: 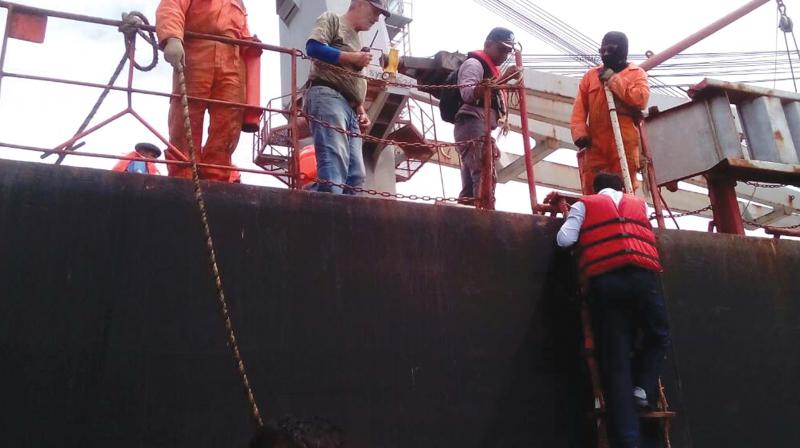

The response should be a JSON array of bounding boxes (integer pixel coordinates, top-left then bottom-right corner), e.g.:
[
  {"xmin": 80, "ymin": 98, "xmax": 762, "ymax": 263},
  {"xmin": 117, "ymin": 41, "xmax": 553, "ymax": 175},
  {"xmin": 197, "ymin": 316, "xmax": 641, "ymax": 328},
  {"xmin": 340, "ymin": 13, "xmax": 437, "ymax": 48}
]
[{"xmin": 556, "ymin": 189, "xmax": 647, "ymax": 248}]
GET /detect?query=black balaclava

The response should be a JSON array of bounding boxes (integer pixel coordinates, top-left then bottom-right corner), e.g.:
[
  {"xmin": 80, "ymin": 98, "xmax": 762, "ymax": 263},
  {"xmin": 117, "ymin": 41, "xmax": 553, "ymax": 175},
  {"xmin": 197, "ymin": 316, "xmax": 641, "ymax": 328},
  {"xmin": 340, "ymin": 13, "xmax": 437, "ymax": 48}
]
[{"xmin": 600, "ymin": 31, "xmax": 629, "ymax": 72}]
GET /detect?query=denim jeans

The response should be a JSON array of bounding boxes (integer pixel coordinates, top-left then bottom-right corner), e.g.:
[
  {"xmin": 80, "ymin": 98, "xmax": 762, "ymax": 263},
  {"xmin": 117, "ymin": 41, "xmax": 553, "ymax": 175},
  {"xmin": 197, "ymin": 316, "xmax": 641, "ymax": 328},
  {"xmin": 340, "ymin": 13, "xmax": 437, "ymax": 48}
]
[
  {"xmin": 589, "ymin": 266, "xmax": 672, "ymax": 448},
  {"xmin": 303, "ymin": 86, "xmax": 365, "ymax": 195}
]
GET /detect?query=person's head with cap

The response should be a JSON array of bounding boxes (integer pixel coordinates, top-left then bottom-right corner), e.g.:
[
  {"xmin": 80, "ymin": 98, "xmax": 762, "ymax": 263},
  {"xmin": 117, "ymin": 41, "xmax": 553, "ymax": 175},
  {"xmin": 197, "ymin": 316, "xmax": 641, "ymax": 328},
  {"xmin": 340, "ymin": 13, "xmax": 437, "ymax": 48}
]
[
  {"xmin": 134, "ymin": 142, "xmax": 162, "ymax": 159},
  {"xmin": 484, "ymin": 27, "xmax": 516, "ymax": 66},
  {"xmin": 347, "ymin": 0, "xmax": 390, "ymax": 32},
  {"xmin": 600, "ymin": 31, "xmax": 629, "ymax": 72}
]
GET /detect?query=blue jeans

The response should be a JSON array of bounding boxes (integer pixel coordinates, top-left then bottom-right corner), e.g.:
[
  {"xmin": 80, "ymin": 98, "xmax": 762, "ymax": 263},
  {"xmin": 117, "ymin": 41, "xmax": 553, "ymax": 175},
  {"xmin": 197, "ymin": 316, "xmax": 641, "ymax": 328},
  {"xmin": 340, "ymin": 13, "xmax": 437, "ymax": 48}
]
[
  {"xmin": 589, "ymin": 266, "xmax": 671, "ymax": 448},
  {"xmin": 303, "ymin": 86, "xmax": 365, "ymax": 194}
]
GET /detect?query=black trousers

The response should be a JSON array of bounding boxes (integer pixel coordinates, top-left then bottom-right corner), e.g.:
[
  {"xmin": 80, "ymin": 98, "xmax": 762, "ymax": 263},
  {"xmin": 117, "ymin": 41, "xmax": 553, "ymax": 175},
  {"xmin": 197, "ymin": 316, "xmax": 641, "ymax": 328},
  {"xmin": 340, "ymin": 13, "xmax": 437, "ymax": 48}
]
[{"xmin": 588, "ymin": 266, "xmax": 672, "ymax": 448}]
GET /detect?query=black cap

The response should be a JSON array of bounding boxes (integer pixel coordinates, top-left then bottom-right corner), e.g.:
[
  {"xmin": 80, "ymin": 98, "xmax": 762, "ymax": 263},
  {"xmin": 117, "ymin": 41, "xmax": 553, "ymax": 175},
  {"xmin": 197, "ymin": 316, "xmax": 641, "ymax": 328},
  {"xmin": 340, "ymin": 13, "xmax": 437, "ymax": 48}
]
[
  {"xmin": 486, "ymin": 27, "xmax": 516, "ymax": 48},
  {"xmin": 367, "ymin": 0, "xmax": 391, "ymax": 18},
  {"xmin": 135, "ymin": 142, "xmax": 162, "ymax": 158}
]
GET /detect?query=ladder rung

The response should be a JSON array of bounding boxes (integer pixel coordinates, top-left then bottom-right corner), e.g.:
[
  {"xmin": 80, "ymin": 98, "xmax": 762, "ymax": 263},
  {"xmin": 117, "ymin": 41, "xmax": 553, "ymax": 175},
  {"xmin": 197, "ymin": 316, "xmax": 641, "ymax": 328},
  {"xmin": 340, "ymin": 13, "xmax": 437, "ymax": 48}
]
[
  {"xmin": 640, "ymin": 410, "xmax": 677, "ymax": 420},
  {"xmin": 590, "ymin": 410, "xmax": 677, "ymax": 420}
]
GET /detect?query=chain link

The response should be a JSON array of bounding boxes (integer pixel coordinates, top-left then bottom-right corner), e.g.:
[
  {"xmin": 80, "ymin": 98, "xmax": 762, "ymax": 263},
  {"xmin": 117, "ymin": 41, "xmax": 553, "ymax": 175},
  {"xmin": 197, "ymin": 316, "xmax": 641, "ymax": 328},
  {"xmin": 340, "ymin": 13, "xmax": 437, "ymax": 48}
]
[
  {"xmin": 745, "ymin": 181, "xmax": 786, "ymax": 189},
  {"xmin": 301, "ymin": 52, "xmax": 517, "ymax": 91},
  {"xmin": 745, "ymin": 219, "xmax": 800, "ymax": 230},
  {"xmin": 650, "ymin": 205, "xmax": 713, "ymax": 221},
  {"xmin": 300, "ymin": 111, "xmax": 484, "ymax": 149},
  {"xmin": 310, "ymin": 177, "xmax": 476, "ymax": 204},
  {"xmin": 177, "ymin": 66, "xmax": 264, "ymax": 429},
  {"xmin": 650, "ymin": 204, "xmax": 800, "ymax": 230}
]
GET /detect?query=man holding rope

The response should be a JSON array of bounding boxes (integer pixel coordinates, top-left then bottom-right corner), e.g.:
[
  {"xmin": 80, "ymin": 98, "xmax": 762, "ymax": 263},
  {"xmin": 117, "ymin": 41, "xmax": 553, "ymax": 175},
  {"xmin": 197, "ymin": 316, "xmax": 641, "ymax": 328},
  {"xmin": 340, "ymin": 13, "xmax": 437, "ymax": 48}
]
[
  {"xmin": 156, "ymin": 0, "xmax": 252, "ymax": 181},
  {"xmin": 571, "ymin": 32, "xmax": 650, "ymax": 194}
]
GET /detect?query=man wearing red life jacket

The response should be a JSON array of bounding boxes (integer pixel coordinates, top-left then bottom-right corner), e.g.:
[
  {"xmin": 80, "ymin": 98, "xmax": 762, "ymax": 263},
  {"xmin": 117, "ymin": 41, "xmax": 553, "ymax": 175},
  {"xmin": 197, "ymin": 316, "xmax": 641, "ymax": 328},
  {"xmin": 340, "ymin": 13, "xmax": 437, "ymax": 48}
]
[
  {"xmin": 557, "ymin": 172, "xmax": 671, "ymax": 448},
  {"xmin": 454, "ymin": 27, "xmax": 521, "ymax": 207}
]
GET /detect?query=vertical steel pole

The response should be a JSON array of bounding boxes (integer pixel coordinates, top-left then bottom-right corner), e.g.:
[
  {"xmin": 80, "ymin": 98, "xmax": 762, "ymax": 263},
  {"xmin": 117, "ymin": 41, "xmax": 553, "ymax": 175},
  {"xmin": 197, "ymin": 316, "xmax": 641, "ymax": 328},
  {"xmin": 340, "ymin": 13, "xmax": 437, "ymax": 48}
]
[
  {"xmin": 514, "ymin": 50, "xmax": 538, "ymax": 212},
  {"xmin": 639, "ymin": 123, "xmax": 666, "ymax": 229},
  {"xmin": 480, "ymin": 84, "xmax": 494, "ymax": 210},
  {"xmin": 706, "ymin": 173, "xmax": 745, "ymax": 235},
  {"xmin": 0, "ymin": 4, "xmax": 13, "ymax": 101},
  {"xmin": 289, "ymin": 51, "xmax": 300, "ymax": 190},
  {"xmin": 125, "ymin": 33, "xmax": 135, "ymax": 109},
  {"xmin": 640, "ymin": 0, "xmax": 771, "ymax": 72}
]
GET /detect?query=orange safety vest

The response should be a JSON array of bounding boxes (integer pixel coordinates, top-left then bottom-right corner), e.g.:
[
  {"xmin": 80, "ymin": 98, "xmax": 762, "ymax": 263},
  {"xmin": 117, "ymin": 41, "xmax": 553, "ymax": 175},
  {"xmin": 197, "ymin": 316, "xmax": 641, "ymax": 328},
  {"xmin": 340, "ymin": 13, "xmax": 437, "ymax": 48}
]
[
  {"xmin": 112, "ymin": 151, "xmax": 160, "ymax": 175},
  {"xmin": 577, "ymin": 194, "xmax": 662, "ymax": 280}
]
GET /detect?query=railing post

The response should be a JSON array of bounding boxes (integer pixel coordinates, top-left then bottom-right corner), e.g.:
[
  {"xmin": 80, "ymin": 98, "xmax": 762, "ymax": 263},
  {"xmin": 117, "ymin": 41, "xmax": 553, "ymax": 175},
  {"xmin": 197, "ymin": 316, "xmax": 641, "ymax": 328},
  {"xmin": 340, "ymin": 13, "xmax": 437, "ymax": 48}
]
[
  {"xmin": 639, "ymin": 122, "xmax": 666, "ymax": 229},
  {"xmin": 514, "ymin": 49, "xmax": 538, "ymax": 213},
  {"xmin": 0, "ymin": 4, "xmax": 13, "ymax": 101},
  {"xmin": 480, "ymin": 83, "xmax": 495, "ymax": 210},
  {"xmin": 289, "ymin": 51, "xmax": 300, "ymax": 190},
  {"xmin": 706, "ymin": 173, "xmax": 745, "ymax": 235}
]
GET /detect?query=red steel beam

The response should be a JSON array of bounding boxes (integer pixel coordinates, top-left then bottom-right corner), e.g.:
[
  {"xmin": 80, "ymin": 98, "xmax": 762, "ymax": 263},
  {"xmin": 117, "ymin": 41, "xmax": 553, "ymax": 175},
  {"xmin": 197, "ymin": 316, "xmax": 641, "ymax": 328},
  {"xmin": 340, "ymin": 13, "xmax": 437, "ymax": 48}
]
[
  {"xmin": 0, "ymin": 141, "xmax": 289, "ymax": 178},
  {"xmin": 514, "ymin": 49, "xmax": 538, "ymax": 212},
  {"xmin": 706, "ymin": 173, "xmax": 745, "ymax": 235},
  {"xmin": 0, "ymin": 1, "xmax": 298, "ymax": 55},
  {"xmin": 0, "ymin": 71, "xmax": 286, "ymax": 114},
  {"xmin": 0, "ymin": 3, "xmax": 12, "ymax": 99},
  {"xmin": 640, "ymin": 0, "xmax": 771, "ymax": 72}
]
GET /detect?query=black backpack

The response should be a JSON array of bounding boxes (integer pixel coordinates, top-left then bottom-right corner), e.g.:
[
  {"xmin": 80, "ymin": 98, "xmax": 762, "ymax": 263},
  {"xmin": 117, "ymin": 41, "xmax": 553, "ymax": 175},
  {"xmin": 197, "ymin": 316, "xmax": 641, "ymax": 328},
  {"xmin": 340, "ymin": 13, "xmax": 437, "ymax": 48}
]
[
  {"xmin": 438, "ymin": 69, "xmax": 465, "ymax": 124},
  {"xmin": 438, "ymin": 56, "xmax": 498, "ymax": 124}
]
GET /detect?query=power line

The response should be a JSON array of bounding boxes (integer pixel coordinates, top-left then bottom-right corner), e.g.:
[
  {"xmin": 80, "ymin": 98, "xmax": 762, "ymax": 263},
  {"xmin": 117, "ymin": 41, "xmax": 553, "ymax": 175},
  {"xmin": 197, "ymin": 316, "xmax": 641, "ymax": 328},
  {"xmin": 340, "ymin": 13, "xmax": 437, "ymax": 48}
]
[{"xmin": 474, "ymin": 0, "xmax": 687, "ymax": 97}]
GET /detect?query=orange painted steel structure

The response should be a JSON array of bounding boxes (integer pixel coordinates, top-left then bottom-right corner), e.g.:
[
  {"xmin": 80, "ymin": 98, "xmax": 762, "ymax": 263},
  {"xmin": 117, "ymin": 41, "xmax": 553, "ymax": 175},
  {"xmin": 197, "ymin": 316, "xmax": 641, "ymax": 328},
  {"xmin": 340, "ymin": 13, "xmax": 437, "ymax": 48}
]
[{"xmin": 0, "ymin": 1, "xmax": 302, "ymax": 186}]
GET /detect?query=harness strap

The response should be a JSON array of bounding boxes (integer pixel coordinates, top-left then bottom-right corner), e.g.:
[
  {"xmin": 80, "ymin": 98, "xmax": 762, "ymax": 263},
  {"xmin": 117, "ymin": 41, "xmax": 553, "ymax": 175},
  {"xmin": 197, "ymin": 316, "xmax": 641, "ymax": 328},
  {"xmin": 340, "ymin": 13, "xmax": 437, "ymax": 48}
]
[
  {"xmin": 579, "ymin": 248, "xmax": 661, "ymax": 273},
  {"xmin": 576, "ymin": 232, "xmax": 658, "ymax": 256},
  {"xmin": 581, "ymin": 216, "xmax": 652, "ymax": 234}
]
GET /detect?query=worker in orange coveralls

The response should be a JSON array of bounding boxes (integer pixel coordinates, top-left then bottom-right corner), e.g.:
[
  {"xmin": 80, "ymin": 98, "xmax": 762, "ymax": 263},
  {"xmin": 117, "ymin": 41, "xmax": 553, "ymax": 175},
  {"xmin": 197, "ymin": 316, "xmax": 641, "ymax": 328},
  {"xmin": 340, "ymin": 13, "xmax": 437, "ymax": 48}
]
[
  {"xmin": 571, "ymin": 31, "xmax": 650, "ymax": 194},
  {"xmin": 156, "ymin": 0, "xmax": 251, "ymax": 181},
  {"xmin": 112, "ymin": 142, "xmax": 162, "ymax": 175}
]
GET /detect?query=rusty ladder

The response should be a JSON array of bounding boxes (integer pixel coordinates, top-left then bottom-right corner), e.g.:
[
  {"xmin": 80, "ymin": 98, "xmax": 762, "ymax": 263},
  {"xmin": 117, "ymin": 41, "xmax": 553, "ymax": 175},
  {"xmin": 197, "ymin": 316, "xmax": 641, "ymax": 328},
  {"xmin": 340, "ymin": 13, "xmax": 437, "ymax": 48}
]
[{"xmin": 580, "ymin": 299, "xmax": 676, "ymax": 448}]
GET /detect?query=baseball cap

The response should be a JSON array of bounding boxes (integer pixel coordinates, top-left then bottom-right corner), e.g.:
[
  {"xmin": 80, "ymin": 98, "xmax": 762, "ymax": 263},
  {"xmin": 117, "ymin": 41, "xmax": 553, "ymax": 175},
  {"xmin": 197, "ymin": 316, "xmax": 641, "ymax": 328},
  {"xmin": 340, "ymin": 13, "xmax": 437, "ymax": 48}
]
[
  {"xmin": 135, "ymin": 142, "xmax": 162, "ymax": 158},
  {"xmin": 486, "ymin": 27, "xmax": 516, "ymax": 49},
  {"xmin": 367, "ymin": 0, "xmax": 391, "ymax": 18}
]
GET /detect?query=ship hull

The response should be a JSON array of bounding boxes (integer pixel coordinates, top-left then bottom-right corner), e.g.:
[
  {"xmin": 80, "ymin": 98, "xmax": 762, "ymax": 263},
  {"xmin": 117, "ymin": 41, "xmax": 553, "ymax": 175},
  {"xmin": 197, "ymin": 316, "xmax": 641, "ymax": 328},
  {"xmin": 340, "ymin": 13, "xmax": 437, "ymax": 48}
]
[{"xmin": 0, "ymin": 159, "xmax": 798, "ymax": 447}]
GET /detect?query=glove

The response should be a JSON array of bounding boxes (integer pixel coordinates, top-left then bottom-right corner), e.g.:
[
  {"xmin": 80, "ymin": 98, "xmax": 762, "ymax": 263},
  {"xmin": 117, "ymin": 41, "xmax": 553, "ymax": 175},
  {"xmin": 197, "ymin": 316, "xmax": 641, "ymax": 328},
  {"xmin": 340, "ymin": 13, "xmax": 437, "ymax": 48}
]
[
  {"xmin": 575, "ymin": 136, "xmax": 592, "ymax": 149},
  {"xmin": 599, "ymin": 68, "xmax": 615, "ymax": 82},
  {"xmin": 164, "ymin": 38, "xmax": 185, "ymax": 69}
]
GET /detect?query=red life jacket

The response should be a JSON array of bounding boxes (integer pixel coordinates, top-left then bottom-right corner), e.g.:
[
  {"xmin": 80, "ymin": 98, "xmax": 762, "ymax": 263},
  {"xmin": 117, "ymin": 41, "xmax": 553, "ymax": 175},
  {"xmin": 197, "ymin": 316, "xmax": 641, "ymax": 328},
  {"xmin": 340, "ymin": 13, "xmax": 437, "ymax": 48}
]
[
  {"xmin": 469, "ymin": 50, "xmax": 508, "ymax": 114},
  {"xmin": 577, "ymin": 193, "xmax": 662, "ymax": 279},
  {"xmin": 112, "ymin": 151, "xmax": 160, "ymax": 175}
]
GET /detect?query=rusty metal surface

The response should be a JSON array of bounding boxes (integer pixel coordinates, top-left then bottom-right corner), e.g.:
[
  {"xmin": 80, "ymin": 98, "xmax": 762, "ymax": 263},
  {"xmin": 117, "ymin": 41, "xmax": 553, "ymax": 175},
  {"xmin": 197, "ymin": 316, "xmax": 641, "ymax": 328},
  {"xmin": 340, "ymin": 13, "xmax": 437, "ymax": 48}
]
[
  {"xmin": 0, "ymin": 159, "xmax": 799, "ymax": 447},
  {"xmin": 647, "ymin": 94, "xmax": 742, "ymax": 185},
  {"xmin": 656, "ymin": 229, "xmax": 800, "ymax": 448},
  {"xmin": 738, "ymin": 96, "xmax": 799, "ymax": 164},
  {"xmin": 723, "ymin": 158, "xmax": 800, "ymax": 186},
  {"xmin": 690, "ymin": 78, "xmax": 800, "ymax": 104}
]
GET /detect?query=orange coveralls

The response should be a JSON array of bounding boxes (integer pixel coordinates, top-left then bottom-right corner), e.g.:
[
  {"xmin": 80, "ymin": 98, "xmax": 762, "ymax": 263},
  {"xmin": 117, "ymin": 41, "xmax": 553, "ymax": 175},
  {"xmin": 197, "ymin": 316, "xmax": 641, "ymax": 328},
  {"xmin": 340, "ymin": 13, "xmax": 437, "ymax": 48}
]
[
  {"xmin": 571, "ymin": 64, "xmax": 650, "ymax": 194},
  {"xmin": 112, "ymin": 151, "xmax": 161, "ymax": 175},
  {"xmin": 156, "ymin": 0, "xmax": 250, "ymax": 181}
]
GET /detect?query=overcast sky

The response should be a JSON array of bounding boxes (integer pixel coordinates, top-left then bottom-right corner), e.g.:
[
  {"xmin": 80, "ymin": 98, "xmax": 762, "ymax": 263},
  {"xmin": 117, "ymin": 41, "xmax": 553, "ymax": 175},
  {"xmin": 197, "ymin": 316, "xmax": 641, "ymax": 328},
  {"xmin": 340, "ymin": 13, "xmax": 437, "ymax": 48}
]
[{"xmin": 0, "ymin": 0, "xmax": 794, "ymax": 232}]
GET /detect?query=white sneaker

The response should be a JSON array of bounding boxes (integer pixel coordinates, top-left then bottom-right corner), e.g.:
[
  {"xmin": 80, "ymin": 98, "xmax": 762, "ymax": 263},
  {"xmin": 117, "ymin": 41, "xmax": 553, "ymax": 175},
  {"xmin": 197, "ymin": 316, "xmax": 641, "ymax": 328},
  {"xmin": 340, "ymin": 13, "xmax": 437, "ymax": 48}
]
[{"xmin": 633, "ymin": 387, "xmax": 648, "ymax": 408}]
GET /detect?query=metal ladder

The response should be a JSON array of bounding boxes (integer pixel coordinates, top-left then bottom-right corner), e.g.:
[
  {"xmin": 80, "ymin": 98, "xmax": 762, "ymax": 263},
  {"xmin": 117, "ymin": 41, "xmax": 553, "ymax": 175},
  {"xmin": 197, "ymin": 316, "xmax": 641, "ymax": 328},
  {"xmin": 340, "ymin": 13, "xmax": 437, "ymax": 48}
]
[{"xmin": 580, "ymin": 299, "xmax": 676, "ymax": 448}]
